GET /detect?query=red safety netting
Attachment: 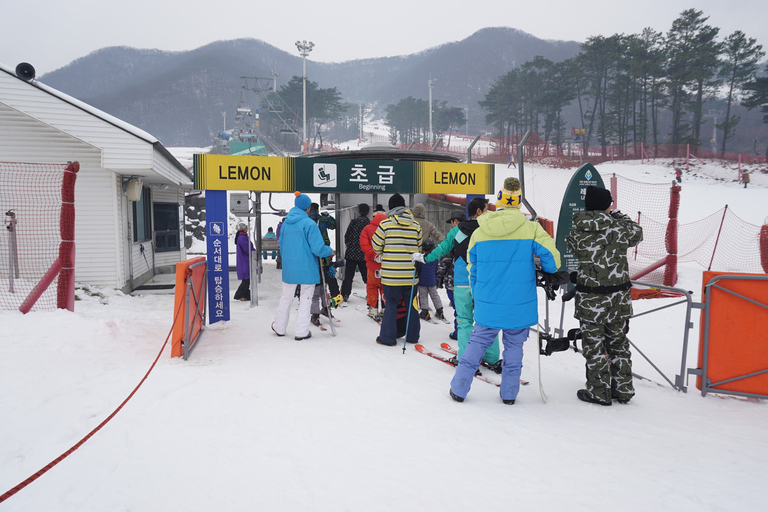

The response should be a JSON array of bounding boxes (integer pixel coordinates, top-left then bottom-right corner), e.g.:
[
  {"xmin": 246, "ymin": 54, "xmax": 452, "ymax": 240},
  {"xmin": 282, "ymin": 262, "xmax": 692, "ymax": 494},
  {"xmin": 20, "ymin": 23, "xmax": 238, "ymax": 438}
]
[
  {"xmin": 0, "ymin": 161, "xmax": 78, "ymax": 312},
  {"xmin": 524, "ymin": 168, "xmax": 768, "ymax": 286}
]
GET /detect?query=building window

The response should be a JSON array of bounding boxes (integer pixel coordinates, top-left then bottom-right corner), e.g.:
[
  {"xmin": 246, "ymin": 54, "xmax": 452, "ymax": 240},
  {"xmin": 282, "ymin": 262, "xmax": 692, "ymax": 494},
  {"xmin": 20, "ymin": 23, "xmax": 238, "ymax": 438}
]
[
  {"xmin": 132, "ymin": 187, "xmax": 152, "ymax": 242},
  {"xmin": 154, "ymin": 202, "xmax": 181, "ymax": 253}
]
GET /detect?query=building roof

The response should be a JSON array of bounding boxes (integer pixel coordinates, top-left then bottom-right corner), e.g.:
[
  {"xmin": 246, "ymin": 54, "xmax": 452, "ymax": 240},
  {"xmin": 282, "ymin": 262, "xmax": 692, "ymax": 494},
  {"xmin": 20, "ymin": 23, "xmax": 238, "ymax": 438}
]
[{"xmin": 0, "ymin": 62, "xmax": 192, "ymax": 182}]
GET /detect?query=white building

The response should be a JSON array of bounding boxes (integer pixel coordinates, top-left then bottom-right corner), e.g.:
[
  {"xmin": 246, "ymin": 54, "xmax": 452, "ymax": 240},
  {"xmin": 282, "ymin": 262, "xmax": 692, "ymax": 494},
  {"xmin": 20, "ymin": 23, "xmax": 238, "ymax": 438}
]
[{"xmin": 0, "ymin": 62, "xmax": 194, "ymax": 293}]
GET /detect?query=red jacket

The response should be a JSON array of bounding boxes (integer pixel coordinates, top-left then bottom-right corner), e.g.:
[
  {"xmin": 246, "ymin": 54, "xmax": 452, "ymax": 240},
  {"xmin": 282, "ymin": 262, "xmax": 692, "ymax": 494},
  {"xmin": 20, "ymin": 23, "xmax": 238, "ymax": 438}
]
[{"xmin": 360, "ymin": 213, "xmax": 387, "ymax": 271}]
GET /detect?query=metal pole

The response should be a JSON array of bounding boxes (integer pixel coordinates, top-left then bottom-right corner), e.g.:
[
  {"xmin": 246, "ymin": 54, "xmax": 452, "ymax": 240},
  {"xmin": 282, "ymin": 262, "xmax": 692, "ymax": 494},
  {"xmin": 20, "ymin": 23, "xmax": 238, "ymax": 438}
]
[
  {"xmin": 467, "ymin": 134, "xmax": 482, "ymax": 163},
  {"xmin": 517, "ymin": 130, "xmax": 537, "ymax": 220},
  {"xmin": 302, "ymin": 56, "xmax": 307, "ymax": 150},
  {"xmin": 428, "ymin": 77, "xmax": 436, "ymax": 145},
  {"xmin": 295, "ymin": 40, "xmax": 314, "ymax": 153},
  {"xmin": 6, "ymin": 211, "xmax": 19, "ymax": 292},
  {"xmin": 708, "ymin": 205, "xmax": 728, "ymax": 271},
  {"xmin": 402, "ymin": 268, "xmax": 419, "ymax": 354},
  {"xmin": 358, "ymin": 102, "xmax": 364, "ymax": 143}
]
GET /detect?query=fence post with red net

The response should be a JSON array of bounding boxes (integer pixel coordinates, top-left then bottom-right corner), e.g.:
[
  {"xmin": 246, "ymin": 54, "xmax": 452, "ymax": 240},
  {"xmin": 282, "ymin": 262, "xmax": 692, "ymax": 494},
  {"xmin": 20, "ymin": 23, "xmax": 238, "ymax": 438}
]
[
  {"xmin": 663, "ymin": 183, "xmax": 681, "ymax": 286},
  {"xmin": 1, "ymin": 161, "xmax": 79, "ymax": 313},
  {"xmin": 56, "ymin": 161, "xmax": 79, "ymax": 311}
]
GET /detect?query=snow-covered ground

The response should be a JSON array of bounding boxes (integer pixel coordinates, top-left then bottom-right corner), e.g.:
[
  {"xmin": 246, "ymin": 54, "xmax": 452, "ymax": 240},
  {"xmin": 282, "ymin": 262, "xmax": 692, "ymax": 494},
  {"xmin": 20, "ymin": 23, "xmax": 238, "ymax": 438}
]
[{"xmin": 1, "ymin": 154, "xmax": 767, "ymax": 511}]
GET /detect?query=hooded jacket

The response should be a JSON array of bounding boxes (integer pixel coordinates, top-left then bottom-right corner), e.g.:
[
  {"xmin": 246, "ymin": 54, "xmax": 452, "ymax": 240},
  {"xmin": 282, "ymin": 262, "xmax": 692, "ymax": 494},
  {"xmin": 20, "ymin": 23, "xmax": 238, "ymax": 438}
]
[
  {"xmin": 360, "ymin": 213, "xmax": 387, "ymax": 271},
  {"xmin": 566, "ymin": 210, "xmax": 642, "ymax": 289},
  {"xmin": 467, "ymin": 208, "xmax": 560, "ymax": 329},
  {"xmin": 235, "ymin": 230, "xmax": 255, "ymax": 280},
  {"xmin": 344, "ymin": 214, "xmax": 369, "ymax": 261},
  {"xmin": 371, "ymin": 207, "xmax": 422, "ymax": 286},
  {"xmin": 412, "ymin": 203, "xmax": 445, "ymax": 244},
  {"xmin": 278, "ymin": 206, "xmax": 333, "ymax": 285}
]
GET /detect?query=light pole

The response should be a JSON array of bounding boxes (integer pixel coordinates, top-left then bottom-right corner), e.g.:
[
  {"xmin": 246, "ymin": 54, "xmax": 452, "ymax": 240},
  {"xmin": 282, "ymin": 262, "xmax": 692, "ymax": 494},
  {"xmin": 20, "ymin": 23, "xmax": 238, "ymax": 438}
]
[
  {"xmin": 222, "ymin": 111, "xmax": 226, "ymax": 132},
  {"xmin": 295, "ymin": 40, "xmax": 315, "ymax": 153},
  {"xmin": 428, "ymin": 76, "xmax": 437, "ymax": 144},
  {"xmin": 358, "ymin": 101, "xmax": 364, "ymax": 143}
]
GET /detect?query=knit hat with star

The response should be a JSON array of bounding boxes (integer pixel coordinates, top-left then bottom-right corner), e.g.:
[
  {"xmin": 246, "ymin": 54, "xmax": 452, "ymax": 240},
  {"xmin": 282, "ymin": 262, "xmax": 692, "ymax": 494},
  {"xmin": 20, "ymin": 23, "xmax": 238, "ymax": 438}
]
[{"xmin": 495, "ymin": 177, "xmax": 522, "ymax": 210}]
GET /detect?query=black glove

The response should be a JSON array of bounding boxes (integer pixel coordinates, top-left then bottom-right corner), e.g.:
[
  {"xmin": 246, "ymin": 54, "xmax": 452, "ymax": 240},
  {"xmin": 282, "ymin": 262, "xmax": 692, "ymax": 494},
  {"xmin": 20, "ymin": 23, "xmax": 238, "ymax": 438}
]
[
  {"xmin": 542, "ymin": 271, "xmax": 570, "ymax": 288},
  {"xmin": 540, "ymin": 334, "xmax": 571, "ymax": 356},
  {"xmin": 333, "ymin": 260, "xmax": 345, "ymax": 268}
]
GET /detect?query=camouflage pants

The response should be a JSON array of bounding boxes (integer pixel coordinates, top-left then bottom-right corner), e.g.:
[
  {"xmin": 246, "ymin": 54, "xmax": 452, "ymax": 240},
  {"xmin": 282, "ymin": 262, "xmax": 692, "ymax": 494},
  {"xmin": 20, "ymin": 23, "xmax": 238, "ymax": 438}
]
[{"xmin": 576, "ymin": 291, "xmax": 635, "ymax": 402}]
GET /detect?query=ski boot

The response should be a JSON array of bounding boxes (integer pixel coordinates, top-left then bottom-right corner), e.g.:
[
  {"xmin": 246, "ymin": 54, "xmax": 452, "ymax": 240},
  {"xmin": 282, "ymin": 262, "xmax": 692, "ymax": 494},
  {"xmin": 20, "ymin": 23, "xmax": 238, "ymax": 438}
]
[
  {"xmin": 310, "ymin": 314, "xmax": 321, "ymax": 326},
  {"xmin": 419, "ymin": 309, "xmax": 431, "ymax": 320},
  {"xmin": 482, "ymin": 359, "xmax": 503, "ymax": 374},
  {"xmin": 328, "ymin": 294, "xmax": 344, "ymax": 308},
  {"xmin": 435, "ymin": 308, "xmax": 446, "ymax": 320}
]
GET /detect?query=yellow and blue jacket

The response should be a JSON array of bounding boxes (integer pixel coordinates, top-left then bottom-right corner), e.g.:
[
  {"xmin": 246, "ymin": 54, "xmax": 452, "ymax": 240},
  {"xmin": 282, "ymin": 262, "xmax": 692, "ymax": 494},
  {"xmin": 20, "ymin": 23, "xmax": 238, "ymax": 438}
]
[{"xmin": 467, "ymin": 208, "xmax": 560, "ymax": 329}]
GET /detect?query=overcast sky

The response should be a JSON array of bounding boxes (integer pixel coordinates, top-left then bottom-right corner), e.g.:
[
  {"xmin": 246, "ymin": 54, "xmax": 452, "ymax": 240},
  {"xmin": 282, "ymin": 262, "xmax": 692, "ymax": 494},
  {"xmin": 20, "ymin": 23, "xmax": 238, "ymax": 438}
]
[{"xmin": 2, "ymin": 0, "xmax": 766, "ymax": 76}]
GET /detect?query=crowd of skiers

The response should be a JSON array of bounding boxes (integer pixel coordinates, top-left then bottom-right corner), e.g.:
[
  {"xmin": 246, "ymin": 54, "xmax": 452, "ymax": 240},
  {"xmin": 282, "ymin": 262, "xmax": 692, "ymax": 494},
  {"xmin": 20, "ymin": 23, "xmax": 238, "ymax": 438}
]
[{"xmin": 259, "ymin": 179, "xmax": 642, "ymax": 406}]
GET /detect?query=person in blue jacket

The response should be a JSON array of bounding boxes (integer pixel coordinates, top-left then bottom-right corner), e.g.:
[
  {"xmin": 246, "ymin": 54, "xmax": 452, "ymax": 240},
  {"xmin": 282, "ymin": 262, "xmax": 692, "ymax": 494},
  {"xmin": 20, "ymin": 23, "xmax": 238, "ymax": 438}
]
[
  {"xmin": 272, "ymin": 193, "xmax": 333, "ymax": 340},
  {"xmin": 449, "ymin": 178, "xmax": 560, "ymax": 404},
  {"xmin": 262, "ymin": 227, "xmax": 277, "ymax": 259},
  {"xmin": 415, "ymin": 238, "xmax": 444, "ymax": 321}
]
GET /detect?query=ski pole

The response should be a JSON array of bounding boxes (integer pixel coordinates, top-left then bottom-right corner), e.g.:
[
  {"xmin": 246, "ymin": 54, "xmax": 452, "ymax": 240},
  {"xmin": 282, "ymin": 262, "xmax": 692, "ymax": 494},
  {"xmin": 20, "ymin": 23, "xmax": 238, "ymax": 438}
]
[{"xmin": 402, "ymin": 266, "xmax": 418, "ymax": 354}]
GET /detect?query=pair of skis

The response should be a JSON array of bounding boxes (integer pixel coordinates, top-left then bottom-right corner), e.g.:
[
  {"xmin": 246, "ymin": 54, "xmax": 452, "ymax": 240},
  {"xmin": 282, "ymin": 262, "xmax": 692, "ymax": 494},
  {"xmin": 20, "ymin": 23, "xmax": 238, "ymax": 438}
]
[
  {"xmin": 414, "ymin": 343, "xmax": 529, "ymax": 387},
  {"xmin": 356, "ymin": 304, "xmax": 382, "ymax": 324}
]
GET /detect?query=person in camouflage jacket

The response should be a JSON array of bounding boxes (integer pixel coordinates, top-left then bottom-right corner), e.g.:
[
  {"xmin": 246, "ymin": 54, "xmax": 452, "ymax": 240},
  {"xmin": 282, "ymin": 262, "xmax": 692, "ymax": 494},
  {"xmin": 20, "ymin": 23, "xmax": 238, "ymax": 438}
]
[{"xmin": 566, "ymin": 185, "xmax": 643, "ymax": 406}]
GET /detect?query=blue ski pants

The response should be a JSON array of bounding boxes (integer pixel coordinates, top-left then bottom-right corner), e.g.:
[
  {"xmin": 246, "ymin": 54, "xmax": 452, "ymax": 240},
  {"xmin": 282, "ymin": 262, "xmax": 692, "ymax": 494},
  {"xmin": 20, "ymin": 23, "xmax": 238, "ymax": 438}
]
[{"xmin": 450, "ymin": 325, "xmax": 528, "ymax": 402}]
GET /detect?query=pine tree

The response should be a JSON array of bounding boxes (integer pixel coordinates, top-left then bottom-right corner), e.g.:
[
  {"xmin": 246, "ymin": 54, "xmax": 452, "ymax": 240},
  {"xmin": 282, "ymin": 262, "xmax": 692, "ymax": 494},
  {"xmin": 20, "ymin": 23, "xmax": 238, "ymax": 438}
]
[{"xmin": 717, "ymin": 31, "xmax": 765, "ymax": 155}]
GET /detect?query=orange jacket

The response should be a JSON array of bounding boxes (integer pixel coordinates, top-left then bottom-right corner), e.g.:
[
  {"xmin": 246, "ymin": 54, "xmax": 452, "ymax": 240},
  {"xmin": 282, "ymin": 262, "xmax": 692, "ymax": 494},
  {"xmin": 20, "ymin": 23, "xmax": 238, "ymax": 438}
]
[{"xmin": 360, "ymin": 213, "xmax": 387, "ymax": 270}]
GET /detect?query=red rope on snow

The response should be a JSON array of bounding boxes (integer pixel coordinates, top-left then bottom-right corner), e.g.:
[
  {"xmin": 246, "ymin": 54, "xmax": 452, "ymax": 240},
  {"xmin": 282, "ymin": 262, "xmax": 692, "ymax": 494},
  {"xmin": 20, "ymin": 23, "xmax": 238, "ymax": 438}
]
[{"xmin": 0, "ymin": 299, "xmax": 185, "ymax": 504}]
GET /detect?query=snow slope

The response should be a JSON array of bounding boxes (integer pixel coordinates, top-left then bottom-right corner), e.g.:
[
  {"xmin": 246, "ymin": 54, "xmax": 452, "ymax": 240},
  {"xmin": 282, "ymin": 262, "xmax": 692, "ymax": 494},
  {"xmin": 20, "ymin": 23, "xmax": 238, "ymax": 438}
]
[{"xmin": 1, "ymin": 158, "xmax": 767, "ymax": 511}]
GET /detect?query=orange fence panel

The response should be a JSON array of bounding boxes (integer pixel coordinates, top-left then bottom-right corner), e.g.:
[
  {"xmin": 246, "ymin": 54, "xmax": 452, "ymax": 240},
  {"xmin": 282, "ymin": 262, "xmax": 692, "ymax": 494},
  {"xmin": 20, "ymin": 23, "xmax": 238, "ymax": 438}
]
[
  {"xmin": 697, "ymin": 271, "xmax": 768, "ymax": 397},
  {"xmin": 171, "ymin": 257, "xmax": 207, "ymax": 358}
]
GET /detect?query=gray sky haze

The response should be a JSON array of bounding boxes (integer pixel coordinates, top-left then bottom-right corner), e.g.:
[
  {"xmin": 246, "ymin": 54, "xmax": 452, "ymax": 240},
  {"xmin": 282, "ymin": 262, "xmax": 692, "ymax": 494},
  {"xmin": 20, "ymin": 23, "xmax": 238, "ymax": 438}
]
[{"xmin": 2, "ymin": 0, "xmax": 766, "ymax": 75}]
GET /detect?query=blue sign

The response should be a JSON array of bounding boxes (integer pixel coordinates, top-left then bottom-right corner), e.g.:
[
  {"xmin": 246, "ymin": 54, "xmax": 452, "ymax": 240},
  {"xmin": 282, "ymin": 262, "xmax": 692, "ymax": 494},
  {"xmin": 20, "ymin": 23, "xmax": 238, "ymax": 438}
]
[{"xmin": 205, "ymin": 190, "xmax": 230, "ymax": 323}]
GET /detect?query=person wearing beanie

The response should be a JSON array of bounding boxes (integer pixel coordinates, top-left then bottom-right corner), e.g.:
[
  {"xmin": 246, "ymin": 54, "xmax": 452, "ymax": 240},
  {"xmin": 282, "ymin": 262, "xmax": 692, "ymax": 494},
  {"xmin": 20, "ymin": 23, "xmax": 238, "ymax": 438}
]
[
  {"xmin": 360, "ymin": 207, "xmax": 388, "ymax": 318},
  {"xmin": 388, "ymin": 192, "xmax": 406, "ymax": 211},
  {"xmin": 371, "ymin": 193, "xmax": 422, "ymax": 346},
  {"xmin": 308, "ymin": 202, "xmax": 341, "ymax": 326},
  {"xmin": 584, "ymin": 185, "xmax": 613, "ymax": 211},
  {"xmin": 448, "ymin": 192, "xmax": 560, "ymax": 404},
  {"xmin": 411, "ymin": 197, "xmax": 502, "ymax": 371},
  {"xmin": 233, "ymin": 222, "xmax": 255, "ymax": 301},
  {"xmin": 294, "ymin": 192, "xmax": 312, "ymax": 211},
  {"xmin": 272, "ymin": 192, "xmax": 333, "ymax": 340},
  {"xmin": 566, "ymin": 185, "xmax": 643, "ymax": 405},
  {"xmin": 495, "ymin": 177, "xmax": 522, "ymax": 210},
  {"xmin": 340, "ymin": 203, "xmax": 370, "ymax": 301}
]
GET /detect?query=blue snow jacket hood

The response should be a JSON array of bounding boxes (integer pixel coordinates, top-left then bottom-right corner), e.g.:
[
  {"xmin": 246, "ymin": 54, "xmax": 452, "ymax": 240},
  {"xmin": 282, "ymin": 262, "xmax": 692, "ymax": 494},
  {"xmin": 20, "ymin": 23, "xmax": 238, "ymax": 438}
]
[{"xmin": 279, "ymin": 206, "xmax": 333, "ymax": 285}]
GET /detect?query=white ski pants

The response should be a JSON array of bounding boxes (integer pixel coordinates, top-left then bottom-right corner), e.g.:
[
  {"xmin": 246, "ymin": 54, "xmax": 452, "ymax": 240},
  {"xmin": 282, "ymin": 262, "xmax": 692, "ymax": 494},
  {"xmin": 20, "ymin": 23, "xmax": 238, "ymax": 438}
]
[{"xmin": 273, "ymin": 282, "xmax": 315, "ymax": 338}]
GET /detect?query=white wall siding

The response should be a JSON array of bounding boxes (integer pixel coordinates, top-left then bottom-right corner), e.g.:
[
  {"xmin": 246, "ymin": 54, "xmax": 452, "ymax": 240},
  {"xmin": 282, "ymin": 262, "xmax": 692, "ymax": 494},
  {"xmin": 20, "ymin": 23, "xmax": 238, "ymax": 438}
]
[
  {"xmin": 74, "ymin": 168, "xmax": 122, "ymax": 287},
  {"xmin": 0, "ymin": 103, "xmax": 102, "ymax": 166}
]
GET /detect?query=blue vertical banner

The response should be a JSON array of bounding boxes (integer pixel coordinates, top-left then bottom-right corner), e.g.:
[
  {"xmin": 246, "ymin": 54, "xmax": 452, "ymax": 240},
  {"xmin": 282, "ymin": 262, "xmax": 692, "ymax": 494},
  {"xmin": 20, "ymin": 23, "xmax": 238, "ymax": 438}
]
[{"xmin": 206, "ymin": 190, "xmax": 230, "ymax": 323}]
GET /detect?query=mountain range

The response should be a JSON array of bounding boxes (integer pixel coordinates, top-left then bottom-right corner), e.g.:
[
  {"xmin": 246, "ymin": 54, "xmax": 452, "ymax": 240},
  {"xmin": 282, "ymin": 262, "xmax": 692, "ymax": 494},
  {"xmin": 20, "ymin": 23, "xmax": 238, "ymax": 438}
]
[{"xmin": 39, "ymin": 28, "xmax": 581, "ymax": 147}]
